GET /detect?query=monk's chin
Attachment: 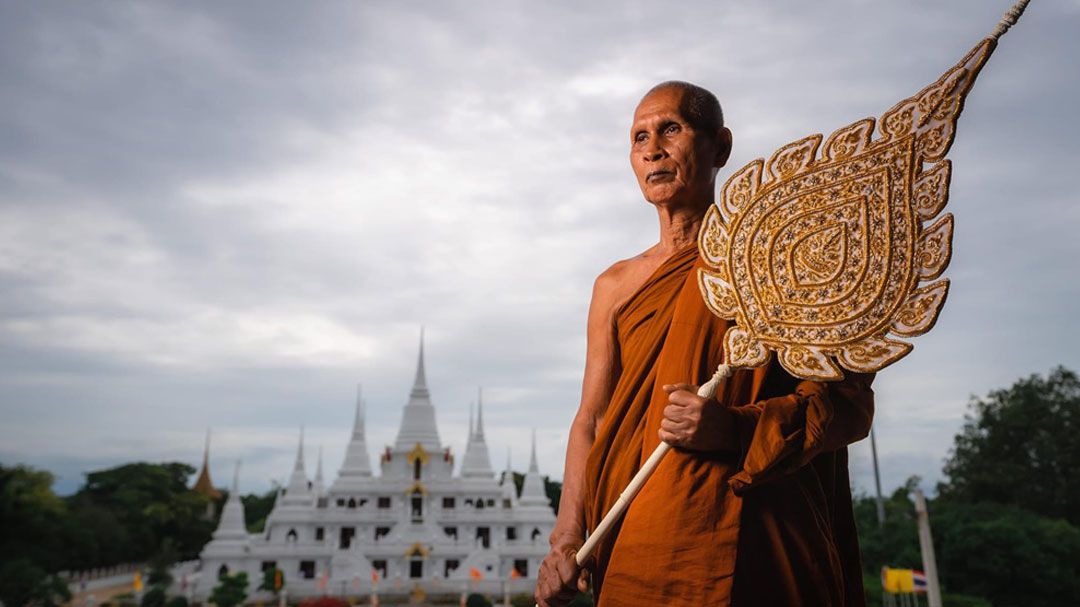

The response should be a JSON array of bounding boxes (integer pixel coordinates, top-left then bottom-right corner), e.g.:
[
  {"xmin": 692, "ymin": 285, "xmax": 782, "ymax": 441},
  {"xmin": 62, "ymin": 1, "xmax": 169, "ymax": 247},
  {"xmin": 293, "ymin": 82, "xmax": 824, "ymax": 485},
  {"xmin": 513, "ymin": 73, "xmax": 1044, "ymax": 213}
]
[{"xmin": 643, "ymin": 191, "xmax": 711, "ymax": 211}]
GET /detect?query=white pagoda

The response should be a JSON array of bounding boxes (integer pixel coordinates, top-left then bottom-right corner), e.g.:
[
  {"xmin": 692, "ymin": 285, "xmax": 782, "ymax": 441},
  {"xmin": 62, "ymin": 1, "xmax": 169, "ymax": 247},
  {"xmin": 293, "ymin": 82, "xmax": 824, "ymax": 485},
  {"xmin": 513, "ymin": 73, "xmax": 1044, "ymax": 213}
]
[{"xmin": 195, "ymin": 335, "xmax": 556, "ymax": 600}]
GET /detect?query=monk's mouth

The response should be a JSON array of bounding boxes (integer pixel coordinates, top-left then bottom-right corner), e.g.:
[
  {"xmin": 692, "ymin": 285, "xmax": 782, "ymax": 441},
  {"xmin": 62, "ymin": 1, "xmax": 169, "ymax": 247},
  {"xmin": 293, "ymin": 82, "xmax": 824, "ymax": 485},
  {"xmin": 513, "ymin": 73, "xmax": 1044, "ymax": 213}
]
[{"xmin": 647, "ymin": 170, "xmax": 674, "ymax": 182}]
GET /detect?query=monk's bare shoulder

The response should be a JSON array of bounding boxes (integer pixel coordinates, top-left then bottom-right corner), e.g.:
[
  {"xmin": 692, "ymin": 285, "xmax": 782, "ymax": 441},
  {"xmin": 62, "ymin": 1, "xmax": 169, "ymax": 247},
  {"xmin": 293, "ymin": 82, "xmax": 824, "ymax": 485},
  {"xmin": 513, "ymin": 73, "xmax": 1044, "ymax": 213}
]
[{"xmin": 591, "ymin": 245, "xmax": 664, "ymax": 319}]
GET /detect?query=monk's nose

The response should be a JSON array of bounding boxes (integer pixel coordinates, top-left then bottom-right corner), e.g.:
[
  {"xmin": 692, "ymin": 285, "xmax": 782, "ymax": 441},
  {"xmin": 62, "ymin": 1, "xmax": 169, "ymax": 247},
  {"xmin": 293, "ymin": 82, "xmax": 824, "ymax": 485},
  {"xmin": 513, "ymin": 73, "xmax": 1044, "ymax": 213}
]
[{"xmin": 642, "ymin": 143, "xmax": 666, "ymax": 162}]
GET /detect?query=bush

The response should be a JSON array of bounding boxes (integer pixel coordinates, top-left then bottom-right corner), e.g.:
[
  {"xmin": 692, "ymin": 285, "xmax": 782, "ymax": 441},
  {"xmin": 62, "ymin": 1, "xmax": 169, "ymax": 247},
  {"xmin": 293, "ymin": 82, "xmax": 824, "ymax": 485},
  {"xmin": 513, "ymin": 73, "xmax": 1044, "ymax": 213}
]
[
  {"xmin": 466, "ymin": 593, "xmax": 492, "ymax": 607},
  {"xmin": 140, "ymin": 586, "xmax": 167, "ymax": 607},
  {"xmin": 209, "ymin": 572, "xmax": 247, "ymax": 607},
  {"xmin": 165, "ymin": 596, "xmax": 189, "ymax": 607}
]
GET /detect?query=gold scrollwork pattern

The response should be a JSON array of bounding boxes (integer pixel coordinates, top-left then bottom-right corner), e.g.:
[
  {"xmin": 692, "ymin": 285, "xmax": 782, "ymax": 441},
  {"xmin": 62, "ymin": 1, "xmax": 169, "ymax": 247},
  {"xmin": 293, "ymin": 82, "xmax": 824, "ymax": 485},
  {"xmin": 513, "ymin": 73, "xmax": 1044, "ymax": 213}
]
[{"xmin": 697, "ymin": 39, "xmax": 996, "ymax": 381}]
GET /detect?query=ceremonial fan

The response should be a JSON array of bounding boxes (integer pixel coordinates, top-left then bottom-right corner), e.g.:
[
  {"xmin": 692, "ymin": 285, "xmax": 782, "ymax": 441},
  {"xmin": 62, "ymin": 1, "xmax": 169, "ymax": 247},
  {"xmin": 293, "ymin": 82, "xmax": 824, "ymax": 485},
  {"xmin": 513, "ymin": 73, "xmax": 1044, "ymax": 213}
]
[{"xmin": 569, "ymin": 0, "xmax": 1033, "ymax": 579}]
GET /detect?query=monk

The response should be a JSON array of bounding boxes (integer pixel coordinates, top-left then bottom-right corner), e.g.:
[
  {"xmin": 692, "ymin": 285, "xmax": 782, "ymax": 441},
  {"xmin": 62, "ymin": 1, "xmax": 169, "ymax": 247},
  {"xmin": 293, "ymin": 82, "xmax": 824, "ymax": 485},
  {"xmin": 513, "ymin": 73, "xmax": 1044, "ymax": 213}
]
[{"xmin": 534, "ymin": 81, "xmax": 876, "ymax": 606}]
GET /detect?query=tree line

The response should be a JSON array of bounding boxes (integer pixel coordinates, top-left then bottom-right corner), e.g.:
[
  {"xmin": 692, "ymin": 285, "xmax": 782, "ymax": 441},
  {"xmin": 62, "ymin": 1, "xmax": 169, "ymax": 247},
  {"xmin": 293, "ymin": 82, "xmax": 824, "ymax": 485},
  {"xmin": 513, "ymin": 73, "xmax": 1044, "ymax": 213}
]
[{"xmin": 2, "ymin": 366, "xmax": 1077, "ymax": 607}]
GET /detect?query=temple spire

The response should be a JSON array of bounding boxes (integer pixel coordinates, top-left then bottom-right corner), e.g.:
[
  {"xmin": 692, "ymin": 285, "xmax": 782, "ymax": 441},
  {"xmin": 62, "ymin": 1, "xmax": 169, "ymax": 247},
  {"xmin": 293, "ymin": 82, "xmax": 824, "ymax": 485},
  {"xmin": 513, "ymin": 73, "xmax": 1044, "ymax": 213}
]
[
  {"xmin": 336, "ymin": 384, "xmax": 374, "ymax": 482},
  {"xmin": 352, "ymin": 384, "xmax": 366, "ymax": 439},
  {"xmin": 476, "ymin": 387, "xmax": 486, "ymax": 440},
  {"xmin": 412, "ymin": 326, "xmax": 429, "ymax": 397},
  {"xmin": 281, "ymin": 427, "xmax": 312, "ymax": 507},
  {"xmin": 208, "ymin": 459, "xmax": 248, "ymax": 544},
  {"xmin": 313, "ymin": 445, "xmax": 325, "ymax": 496},
  {"xmin": 529, "ymin": 428, "xmax": 539, "ymax": 473},
  {"xmin": 500, "ymin": 446, "xmax": 517, "ymax": 502},
  {"xmin": 393, "ymin": 328, "xmax": 442, "ymax": 451},
  {"xmin": 520, "ymin": 428, "xmax": 549, "ymax": 507},
  {"xmin": 460, "ymin": 389, "xmax": 494, "ymax": 478},
  {"xmin": 294, "ymin": 426, "xmax": 306, "ymax": 472},
  {"xmin": 192, "ymin": 427, "xmax": 221, "ymax": 501}
]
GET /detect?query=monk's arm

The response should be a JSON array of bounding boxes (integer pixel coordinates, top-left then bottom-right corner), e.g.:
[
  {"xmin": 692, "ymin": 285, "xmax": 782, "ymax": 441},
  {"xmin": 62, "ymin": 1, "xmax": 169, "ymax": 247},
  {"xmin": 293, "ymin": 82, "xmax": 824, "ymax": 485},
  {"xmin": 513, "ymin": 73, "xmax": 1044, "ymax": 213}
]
[
  {"xmin": 549, "ymin": 273, "xmax": 619, "ymax": 550},
  {"xmin": 724, "ymin": 369, "xmax": 876, "ymax": 495}
]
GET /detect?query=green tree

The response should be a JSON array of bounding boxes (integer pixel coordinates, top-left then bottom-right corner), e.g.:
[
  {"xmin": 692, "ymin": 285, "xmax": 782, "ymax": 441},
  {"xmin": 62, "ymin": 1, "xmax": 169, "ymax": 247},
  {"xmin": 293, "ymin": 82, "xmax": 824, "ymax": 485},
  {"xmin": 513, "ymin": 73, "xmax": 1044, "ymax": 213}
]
[
  {"xmin": 466, "ymin": 593, "xmax": 492, "ymax": 607},
  {"xmin": 209, "ymin": 572, "xmax": 248, "ymax": 607},
  {"xmin": 147, "ymin": 538, "xmax": 179, "ymax": 588},
  {"xmin": 241, "ymin": 489, "xmax": 278, "ymax": 533},
  {"xmin": 140, "ymin": 586, "xmax": 167, "ymax": 607},
  {"xmin": 68, "ymin": 462, "xmax": 215, "ymax": 563},
  {"xmin": 938, "ymin": 365, "xmax": 1080, "ymax": 524},
  {"xmin": 0, "ymin": 465, "xmax": 69, "ymax": 571},
  {"xmin": 0, "ymin": 559, "xmax": 71, "ymax": 607},
  {"xmin": 258, "ymin": 567, "xmax": 285, "ymax": 594},
  {"xmin": 932, "ymin": 501, "xmax": 1080, "ymax": 607},
  {"xmin": 852, "ymin": 476, "xmax": 922, "ymax": 574}
]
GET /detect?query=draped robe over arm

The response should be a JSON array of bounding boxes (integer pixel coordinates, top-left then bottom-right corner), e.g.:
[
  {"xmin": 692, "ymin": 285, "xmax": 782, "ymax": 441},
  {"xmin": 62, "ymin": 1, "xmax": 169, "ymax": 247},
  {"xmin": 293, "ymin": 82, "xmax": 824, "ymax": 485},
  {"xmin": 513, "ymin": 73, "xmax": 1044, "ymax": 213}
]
[{"xmin": 581, "ymin": 243, "xmax": 875, "ymax": 606}]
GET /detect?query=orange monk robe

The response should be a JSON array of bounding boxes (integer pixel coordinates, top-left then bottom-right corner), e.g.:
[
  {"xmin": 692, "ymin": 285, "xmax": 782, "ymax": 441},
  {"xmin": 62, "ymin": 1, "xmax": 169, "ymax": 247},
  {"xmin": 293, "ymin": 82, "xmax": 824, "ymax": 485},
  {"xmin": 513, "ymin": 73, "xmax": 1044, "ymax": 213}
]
[{"xmin": 582, "ymin": 243, "xmax": 875, "ymax": 606}]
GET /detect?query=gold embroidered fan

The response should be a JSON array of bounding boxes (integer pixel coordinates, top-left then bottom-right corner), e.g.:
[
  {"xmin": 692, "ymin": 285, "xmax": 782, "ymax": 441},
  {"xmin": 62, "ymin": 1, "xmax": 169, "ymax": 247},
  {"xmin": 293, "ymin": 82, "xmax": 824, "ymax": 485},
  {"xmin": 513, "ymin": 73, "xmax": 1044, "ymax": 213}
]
[{"xmin": 696, "ymin": 1, "xmax": 1031, "ymax": 382}]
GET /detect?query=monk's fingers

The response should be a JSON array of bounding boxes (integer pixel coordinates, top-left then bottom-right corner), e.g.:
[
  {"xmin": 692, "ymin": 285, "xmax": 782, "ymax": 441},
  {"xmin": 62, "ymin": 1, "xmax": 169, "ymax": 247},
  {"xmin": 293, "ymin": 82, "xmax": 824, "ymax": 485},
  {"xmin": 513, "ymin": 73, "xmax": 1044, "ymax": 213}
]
[
  {"xmin": 662, "ymin": 382, "xmax": 697, "ymax": 393},
  {"xmin": 668, "ymin": 389, "xmax": 707, "ymax": 409},
  {"xmin": 660, "ymin": 416, "xmax": 689, "ymax": 432},
  {"xmin": 659, "ymin": 425, "xmax": 686, "ymax": 446}
]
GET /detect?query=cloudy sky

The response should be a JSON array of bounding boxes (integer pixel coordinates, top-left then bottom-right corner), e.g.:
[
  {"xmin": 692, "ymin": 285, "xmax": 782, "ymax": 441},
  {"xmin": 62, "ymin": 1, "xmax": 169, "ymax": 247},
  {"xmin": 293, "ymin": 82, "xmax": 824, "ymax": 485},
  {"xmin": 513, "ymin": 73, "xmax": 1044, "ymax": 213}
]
[{"xmin": 1, "ymin": 1, "xmax": 1077, "ymax": 498}]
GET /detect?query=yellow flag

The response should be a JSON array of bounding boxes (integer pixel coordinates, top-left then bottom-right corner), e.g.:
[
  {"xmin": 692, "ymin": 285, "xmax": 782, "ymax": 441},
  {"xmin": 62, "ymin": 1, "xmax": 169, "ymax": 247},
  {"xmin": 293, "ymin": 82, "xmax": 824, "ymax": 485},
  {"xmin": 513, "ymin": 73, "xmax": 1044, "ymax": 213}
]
[{"xmin": 883, "ymin": 567, "xmax": 914, "ymax": 593}]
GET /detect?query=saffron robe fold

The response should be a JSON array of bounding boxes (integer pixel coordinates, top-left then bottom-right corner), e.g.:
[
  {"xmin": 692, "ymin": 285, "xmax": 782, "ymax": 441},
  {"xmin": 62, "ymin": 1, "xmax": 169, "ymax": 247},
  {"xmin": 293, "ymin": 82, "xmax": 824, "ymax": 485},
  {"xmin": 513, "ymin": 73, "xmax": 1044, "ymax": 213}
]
[{"xmin": 582, "ymin": 243, "xmax": 874, "ymax": 606}]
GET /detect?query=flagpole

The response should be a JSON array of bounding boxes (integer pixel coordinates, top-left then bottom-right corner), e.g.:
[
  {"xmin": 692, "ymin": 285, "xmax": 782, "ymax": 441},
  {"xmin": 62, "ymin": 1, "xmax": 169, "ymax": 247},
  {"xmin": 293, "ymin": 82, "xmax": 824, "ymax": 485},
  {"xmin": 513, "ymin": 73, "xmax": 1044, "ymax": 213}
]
[
  {"xmin": 870, "ymin": 426, "xmax": 886, "ymax": 527},
  {"xmin": 913, "ymin": 488, "xmax": 942, "ymax": 607}
]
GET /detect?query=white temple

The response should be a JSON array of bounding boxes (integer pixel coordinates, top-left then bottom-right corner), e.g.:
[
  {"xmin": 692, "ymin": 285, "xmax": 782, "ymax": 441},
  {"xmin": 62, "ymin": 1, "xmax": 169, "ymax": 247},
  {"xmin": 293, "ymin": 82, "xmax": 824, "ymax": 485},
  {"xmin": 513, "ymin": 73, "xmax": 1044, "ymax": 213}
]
[{"xmin": 195, "ymin": 335, "xmax": 556, "ymax": 600}]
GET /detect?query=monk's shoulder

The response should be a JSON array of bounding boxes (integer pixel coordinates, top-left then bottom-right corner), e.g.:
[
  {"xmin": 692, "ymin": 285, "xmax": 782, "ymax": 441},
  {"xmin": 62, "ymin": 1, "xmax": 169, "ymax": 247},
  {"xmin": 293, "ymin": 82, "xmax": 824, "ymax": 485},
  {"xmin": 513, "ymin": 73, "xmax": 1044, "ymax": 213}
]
[{"xmin": 591, "ymin": 248, "xmax": 658, "ymax": 315}]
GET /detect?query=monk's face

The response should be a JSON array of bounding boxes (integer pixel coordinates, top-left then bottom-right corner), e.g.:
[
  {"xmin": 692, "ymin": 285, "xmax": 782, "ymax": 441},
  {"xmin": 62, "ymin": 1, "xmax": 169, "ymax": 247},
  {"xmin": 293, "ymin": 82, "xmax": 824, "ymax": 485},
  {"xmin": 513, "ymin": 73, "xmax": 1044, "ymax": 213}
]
[{"xmin": 629, "ymin": 87, "xmax": 727, "ymax": 209}]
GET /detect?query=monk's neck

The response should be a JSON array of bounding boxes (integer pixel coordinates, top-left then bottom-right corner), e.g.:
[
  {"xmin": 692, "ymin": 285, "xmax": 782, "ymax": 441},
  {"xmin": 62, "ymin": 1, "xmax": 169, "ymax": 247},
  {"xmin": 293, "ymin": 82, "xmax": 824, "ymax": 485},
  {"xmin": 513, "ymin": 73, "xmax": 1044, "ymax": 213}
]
[{"xmin": 655, "ymin": 204, "xmax": 707, "ymax": 254}]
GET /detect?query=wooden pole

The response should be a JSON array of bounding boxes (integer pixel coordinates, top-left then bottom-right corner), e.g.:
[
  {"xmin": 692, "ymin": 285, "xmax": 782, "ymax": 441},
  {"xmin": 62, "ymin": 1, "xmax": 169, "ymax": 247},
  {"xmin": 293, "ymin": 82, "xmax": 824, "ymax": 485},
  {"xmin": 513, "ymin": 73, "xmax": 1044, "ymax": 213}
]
[{"xmin": 913, "ymin": 488, "xmax": 942, "ymax": 607}]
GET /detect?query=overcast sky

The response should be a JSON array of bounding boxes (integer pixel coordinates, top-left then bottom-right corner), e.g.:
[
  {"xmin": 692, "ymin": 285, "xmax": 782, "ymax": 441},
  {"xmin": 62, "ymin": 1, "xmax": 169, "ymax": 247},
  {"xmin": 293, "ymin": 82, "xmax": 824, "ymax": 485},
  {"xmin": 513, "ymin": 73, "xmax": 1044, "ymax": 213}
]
[{"xmin": 1, "ymin": 1, "xmax": 1077, "ymax": 498}]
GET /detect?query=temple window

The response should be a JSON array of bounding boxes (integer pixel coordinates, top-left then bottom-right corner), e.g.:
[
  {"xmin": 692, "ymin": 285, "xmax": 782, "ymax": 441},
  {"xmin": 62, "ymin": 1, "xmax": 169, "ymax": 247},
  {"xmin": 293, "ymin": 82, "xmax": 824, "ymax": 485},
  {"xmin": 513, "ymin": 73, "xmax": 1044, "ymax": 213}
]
[{"xmin": 339, "ymin": 527, "xmax": 355, "ymax": 549}]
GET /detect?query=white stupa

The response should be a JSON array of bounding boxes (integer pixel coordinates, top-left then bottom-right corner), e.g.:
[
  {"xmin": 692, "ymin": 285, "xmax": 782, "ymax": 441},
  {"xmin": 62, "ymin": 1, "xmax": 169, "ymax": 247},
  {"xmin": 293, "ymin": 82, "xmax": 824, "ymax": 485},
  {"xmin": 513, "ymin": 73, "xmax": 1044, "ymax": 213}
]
[{"xmin": 195, "ymin": 331, "xmax": 556, "ymax": 600}]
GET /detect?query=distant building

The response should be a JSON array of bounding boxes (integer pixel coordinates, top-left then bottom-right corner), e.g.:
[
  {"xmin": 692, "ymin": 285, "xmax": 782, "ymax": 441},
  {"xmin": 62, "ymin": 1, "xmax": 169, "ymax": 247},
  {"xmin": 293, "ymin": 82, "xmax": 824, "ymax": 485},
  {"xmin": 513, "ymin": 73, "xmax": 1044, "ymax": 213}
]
[
  {"xmin": 195, "ymin": 335, "xmax": 556, "ymax": 599},
  {"xmin": 192, "ymin": 428, "xmax": 222, "ymax": 519}
]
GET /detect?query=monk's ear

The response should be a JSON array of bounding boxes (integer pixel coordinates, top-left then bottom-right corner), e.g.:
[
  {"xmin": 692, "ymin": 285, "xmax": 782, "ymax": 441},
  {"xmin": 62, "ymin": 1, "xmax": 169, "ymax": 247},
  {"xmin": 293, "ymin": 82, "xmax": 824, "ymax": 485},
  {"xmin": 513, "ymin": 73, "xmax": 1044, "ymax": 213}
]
[{"xmin": 714, "ymin": 127, "xmax": 733, "ymax": 169}]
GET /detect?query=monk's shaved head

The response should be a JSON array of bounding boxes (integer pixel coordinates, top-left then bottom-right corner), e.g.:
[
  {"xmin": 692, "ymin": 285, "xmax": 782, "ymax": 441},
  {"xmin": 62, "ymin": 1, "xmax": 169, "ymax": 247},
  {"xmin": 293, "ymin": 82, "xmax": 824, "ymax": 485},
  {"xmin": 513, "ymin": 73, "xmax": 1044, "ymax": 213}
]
[{"xmin": 643, "ymin": 80, "xmax": 724, "ymax": 137}]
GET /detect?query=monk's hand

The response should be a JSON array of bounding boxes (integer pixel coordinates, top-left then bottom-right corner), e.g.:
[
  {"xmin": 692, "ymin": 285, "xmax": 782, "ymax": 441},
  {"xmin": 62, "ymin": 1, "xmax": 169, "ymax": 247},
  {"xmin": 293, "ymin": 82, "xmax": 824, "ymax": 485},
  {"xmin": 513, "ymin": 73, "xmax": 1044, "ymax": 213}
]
[
  {"xmin": 660, "ymin": 383, "xmax": 736, "ymax": 452},
  {"xmin": 535, "ymin": 540, "xmax": 590, "ymax": 607}
]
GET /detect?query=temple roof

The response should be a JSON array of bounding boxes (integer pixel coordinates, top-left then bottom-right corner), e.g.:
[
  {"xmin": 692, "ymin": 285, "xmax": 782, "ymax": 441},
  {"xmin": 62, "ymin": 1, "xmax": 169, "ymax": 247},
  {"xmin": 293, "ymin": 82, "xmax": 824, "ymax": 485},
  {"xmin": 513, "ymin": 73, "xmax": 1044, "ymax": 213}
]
[{"xmin": 192, "ymin": 428, "xmax": 222, "ymax": 500}]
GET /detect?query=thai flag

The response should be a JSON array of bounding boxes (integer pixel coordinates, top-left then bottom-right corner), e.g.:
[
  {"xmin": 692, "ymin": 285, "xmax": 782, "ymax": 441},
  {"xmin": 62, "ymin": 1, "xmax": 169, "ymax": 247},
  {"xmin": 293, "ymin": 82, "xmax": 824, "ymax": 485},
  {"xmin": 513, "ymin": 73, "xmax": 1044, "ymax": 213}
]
[{"xmin": 912, "ymin": 570, "xmax": 928, "ymax": 593}]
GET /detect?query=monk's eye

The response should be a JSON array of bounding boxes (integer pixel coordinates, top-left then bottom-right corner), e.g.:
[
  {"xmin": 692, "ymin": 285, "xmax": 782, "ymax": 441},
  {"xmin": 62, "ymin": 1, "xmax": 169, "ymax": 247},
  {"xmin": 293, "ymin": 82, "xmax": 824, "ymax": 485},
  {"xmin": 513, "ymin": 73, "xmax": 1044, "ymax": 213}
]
[
  {"xmin": 634, "ymin": 132, "xmax": 648, "ymax": 144},
  {"xmin": 664, "ymin": 123, "xmax": 681, "ymax": 135}
]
